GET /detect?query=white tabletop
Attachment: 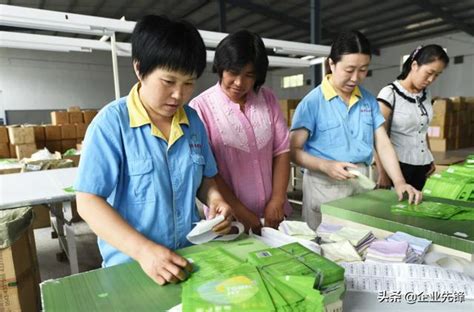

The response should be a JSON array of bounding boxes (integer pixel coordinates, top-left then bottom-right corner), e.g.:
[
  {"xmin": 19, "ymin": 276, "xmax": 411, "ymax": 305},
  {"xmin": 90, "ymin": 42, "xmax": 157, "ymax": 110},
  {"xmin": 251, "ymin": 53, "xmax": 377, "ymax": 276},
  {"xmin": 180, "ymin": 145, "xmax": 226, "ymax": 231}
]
[{"xmin": 0, "ymin": 167, "xmax": 77, "ymax": 209}]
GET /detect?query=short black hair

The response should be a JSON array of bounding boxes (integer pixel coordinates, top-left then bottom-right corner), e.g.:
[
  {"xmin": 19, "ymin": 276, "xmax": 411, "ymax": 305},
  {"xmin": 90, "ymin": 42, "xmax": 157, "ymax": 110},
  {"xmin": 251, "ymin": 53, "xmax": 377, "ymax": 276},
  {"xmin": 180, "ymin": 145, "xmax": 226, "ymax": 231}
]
[
  {"xmin": 213, "ymin": 30, "xmax": 269, "ymax": 92},
  {"xmin": 398, "ymin": 44, "xmax": 449, "ymax": 80},
  {"xmin": 131, "ymin": 15, "xmax": 206, "ymax": 79},
  {"xmin": 326, "ymin": 31, "xmax": 371, "ymax": 74}
]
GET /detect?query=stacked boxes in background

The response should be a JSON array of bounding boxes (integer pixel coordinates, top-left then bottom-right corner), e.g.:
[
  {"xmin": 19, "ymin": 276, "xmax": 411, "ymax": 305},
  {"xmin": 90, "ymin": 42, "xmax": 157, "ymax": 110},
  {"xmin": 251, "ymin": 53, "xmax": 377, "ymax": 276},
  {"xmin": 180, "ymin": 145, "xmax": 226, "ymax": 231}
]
[
  {"xmin": 279, "ymin": 99, "xmax": 300, "ymax": 127},
  {"xmin": 44, "ymin": 124, "xmax": 62, "ymax": 154},
  {"xmin": 0, "ymin": 107, "xmax": 97, "ymax": 161},
  {"xmin": 7, "ymin": 126, "xmax": 37, "ymax": 159},
  {"xmin": 49, "ymin": 107, "xmax": 98, "ymax": 153},
  {"xmin": 0, "ymin": 126, "xmax": 9, "ymax": 158},
  {"xmin": 428, "ymin": 96, "xmax": 474, "ymax": 151}
]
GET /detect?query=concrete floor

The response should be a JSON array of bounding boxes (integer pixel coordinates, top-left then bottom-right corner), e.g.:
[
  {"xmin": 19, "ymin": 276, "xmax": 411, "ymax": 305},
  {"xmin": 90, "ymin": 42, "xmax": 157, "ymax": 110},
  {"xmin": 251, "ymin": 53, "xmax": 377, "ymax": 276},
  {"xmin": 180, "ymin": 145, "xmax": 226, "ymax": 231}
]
[{"xmin": 34, "ymin": 202, "xmax": 303, "ymax": 282}]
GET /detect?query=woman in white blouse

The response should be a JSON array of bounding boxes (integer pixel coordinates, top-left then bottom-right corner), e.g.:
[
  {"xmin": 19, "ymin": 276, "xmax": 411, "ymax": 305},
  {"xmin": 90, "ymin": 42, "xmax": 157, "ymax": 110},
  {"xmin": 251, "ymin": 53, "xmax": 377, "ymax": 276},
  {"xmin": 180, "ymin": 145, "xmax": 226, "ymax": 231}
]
[{"xmin": 375, "ymin": 45, "xmax": 449, "ymax": 190}]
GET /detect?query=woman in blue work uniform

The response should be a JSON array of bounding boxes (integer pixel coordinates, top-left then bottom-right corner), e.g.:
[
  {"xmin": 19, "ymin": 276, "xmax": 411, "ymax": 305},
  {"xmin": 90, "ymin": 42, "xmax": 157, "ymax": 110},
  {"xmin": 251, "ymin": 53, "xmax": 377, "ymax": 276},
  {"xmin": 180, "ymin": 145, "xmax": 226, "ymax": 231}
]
[
  {"xmin": 290, "ymin": 31, "xmax": 422, "ymax": 230},
  {"xmin": 375, "ymin": 45, "xmax": 449, "ymax": 190},
  {"xmin": 74, "ymin": 15, "xmax": 231, "ymax": 285}
]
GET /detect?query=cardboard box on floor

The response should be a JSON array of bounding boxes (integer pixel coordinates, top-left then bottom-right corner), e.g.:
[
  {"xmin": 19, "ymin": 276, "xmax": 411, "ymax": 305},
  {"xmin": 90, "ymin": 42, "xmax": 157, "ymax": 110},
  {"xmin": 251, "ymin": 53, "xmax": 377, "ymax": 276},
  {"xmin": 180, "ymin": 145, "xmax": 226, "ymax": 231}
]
[
  {"xmin": 0, "ymin": 126, "xmax": 9, "ymax": 144},
  {"xmin": 51, "ymin": 111, "xmax": 69, "ymax": 125},
  {"xmin": 279, "ymin": 99, "xmax": 300, "ymax": 126},
  {"xmin": 7, "ymin": 126, "xmax": 35, "ymax": 145},
  {"xmin": 0, "ymin": 228, "xmax": 41, "ymax": 312},
  {"xmin": 83, "ymin": 110, "xmax": 98, "ymax": 124},
  {"xmin": 0, "ymin": 143, "xmax": 9, "ymax": 158},
  {"xmin": 15, "ymin": 144, "xmax": 37, "ymax": 160},
  {"xmin": 68, "ymin": 112, "xmax": 83, "ymax": 124},
  {"xmin": 32, "ymin": 205, "xmax": 50, "ymax": 229},
  {"xmin": 43, "ymin": 125, "xmax": 61, "ymax": 141}
]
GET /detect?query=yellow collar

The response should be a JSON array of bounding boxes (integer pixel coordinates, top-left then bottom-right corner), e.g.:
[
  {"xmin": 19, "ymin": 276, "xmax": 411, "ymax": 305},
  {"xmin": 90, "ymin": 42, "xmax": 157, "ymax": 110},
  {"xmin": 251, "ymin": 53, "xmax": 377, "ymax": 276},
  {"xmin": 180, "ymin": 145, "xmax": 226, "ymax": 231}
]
[
  {"xmin": 127, "ymin": 83, "xmax": 189, "ymax": 147},
  {"xmin": 321, "ymin": 74, "xmax": 362, "ymax": 107}
]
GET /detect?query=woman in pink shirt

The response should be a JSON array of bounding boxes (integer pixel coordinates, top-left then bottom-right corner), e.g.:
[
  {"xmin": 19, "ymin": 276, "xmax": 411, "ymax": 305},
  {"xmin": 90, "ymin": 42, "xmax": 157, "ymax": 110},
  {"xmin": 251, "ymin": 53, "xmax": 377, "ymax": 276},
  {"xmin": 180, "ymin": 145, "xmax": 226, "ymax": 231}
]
[{"xmin": 189, "ymin": 30, "xmax": 291, "ymax": 234}]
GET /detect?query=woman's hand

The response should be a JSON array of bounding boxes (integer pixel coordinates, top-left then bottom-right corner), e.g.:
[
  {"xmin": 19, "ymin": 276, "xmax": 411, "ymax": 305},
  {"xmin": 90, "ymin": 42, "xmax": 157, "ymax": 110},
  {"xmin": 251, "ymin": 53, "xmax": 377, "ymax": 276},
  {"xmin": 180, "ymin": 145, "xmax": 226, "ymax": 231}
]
[
  {"xmin": 263, "ymin": 197, "xmax": 285, "ymax": 229},
  {"xmin": 394, "ymin": 183, "xmax": 423, "ymax": 204},
  {"xmin": 320, "ymin": 160, "xmax": 358, "ymax": 180},
  {"xmin": 136, "ymin": 240, "xmax": 192, "ymax": 286},
  {"xmin": 208, "ymin": 199, "xmax": 232, "ymax": 235}
]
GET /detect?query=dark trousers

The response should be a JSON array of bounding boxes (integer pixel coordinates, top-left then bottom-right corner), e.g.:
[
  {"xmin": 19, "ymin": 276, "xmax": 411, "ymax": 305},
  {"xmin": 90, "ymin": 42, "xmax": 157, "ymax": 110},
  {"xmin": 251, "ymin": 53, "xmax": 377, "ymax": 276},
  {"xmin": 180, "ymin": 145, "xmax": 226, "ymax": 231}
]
[{"xmin": 399, "ymin": 162, "xmax": 432, "ymax": 191}]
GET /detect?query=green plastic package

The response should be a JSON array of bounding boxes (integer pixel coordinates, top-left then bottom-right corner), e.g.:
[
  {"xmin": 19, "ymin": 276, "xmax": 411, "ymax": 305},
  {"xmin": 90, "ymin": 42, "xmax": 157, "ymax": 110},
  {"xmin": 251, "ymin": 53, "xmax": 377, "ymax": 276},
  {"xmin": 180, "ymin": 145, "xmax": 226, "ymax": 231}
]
[
  {"xmin": 182, "ymin": 263, "xmax": 275, "ymax": 312},
  {"xmin": 391, "ymin": 201, "xmax": 474, "ymax": 220}
]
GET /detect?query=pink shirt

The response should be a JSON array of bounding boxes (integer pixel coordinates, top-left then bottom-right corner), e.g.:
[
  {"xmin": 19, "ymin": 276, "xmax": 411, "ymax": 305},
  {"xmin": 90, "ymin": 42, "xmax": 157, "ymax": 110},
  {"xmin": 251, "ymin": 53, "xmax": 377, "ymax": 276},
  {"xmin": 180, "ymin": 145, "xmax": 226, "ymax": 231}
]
[{"xmin": 189, "ymin": 83, "xmax": 292, "ymax": 217}]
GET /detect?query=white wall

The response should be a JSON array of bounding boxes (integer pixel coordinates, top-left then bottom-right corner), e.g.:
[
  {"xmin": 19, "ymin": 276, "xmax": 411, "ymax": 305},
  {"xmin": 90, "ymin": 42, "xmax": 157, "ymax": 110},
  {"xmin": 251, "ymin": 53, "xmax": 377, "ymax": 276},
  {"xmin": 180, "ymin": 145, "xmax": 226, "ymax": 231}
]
[
  {"xmin": 267, "ymin": 32, "xmax": 474, "ymax": 99},
  {"xmin": 0, "ymin": 31, "xmax": 472, "ymax": 118},
  {"xmin": 363, "ymin": 32, "xmax": 474, "ymax": 97},
  {"xmin": 0, "ymin": 47, "xmax": 219, "ymax": 110}
]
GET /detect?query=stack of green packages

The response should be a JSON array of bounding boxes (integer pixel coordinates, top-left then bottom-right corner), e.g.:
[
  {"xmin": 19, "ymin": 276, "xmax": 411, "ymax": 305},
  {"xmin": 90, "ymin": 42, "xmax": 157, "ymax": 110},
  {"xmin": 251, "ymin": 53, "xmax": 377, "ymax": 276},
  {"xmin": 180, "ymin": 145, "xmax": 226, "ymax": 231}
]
[
  {"xmin": 248, "ymin": 243, "xmax": 345, "ymax": 308},
  {"xmin": 181, "ymin": 243, "xmax": 342, "ymax": 311},
  {"xmin": 422, "ymin": 156, "xmax": 474, "ymax": 202},
  {"xmin": 391, "ymin": 201, "xmax": 474, "ymax": 221}
]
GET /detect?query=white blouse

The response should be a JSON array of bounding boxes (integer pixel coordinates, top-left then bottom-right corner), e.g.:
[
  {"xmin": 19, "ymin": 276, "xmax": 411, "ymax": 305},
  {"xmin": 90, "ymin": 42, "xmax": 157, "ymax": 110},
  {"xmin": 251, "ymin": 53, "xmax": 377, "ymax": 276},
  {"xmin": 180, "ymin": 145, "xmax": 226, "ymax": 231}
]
[{"xmin": 377, "ymin": 80, "xmax": 433, "ymax": 166}]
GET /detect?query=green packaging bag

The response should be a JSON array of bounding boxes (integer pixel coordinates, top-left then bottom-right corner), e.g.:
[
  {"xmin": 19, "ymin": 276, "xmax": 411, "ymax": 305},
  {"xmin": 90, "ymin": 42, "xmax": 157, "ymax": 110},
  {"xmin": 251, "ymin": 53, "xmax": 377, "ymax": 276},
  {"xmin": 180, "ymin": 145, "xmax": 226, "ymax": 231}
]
[
  {"xmin": 391, "ymin": 201, "xmax": 464, "ymax": 219},
  {"xmin": 182, "ymin": 263, "xmax": 275, "ymax": 312}
]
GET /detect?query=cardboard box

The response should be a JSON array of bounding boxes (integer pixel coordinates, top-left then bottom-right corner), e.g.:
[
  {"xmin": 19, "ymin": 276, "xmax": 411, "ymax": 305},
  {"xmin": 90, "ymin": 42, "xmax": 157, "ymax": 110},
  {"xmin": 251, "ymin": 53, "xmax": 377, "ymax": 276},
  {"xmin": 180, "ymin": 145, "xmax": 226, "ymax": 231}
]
[
  {"xmin": 449, "ymin": 96, "xmax": 466, "ymax": 112},
  {"xmin": 36, "ymin": 141, "xmax": 46, "ymax": 150},
  {"xmin": 429, "ymin": 138, "xmax": 455, "ymax": 152},
  {"xmin": 32, "ymin": 205, "xmax": 50, "ymax": 229},
  {"xmin": 432, "ymin": 99, "xmax": 451, "ymax": 115},
  {"xmin": 83, "ymin": 110, "xmax": 98, "ymax": 124},
  {"xmin": 0, "ymin": 126, "xmax": 8, "ymax": 143},
  {"xmin": 75, "ymin": 123, "xmax": 87, "ymax": 139},
  {"xmin": 51, "ymin": 111, "xmax": 69, "ymax": 125},
  {"xmin": 23, "ymin": 125, "xmax": 46, "ymax": 142},
  {"xmin": 279, "ymin": 99, "xmax": 300, "ymax": 126},
  {"xmin": 60, "ymin": 124, "xmax": 76, "ymax": 140},
  {"xmin": 61, "ymin": 139, "xmax": 77, "ymax": 153},
  {"xmin": 0, "ymin": 228, "xmax": 41, "ymax": 312},
  {"xmin": 43, "ymin": 125, "xmax": 61, "ymax": 141},
  {"xmin": 430, "ymin": 112, "xmax": 450, "ymax": 127},
  {"xmin": 7, "ymin": 126, "xmax": 35, "ymax": 145},
  {"xmin": 0, "ymin": 143, "xmax": 10, "ymax": 158},
  {"xmin": 45, "ymin": 140, "xmax": 62, "ymax": 153},
  {"xmin": 9, "ymin": 144, "xmax": 16, "ymax": 158},
  {"xmin": 67, "ymin": 106, "xmax": 81, "ymax": 112},
  {"xmin": 68, "ymin": 112, "xmax": 83, "ymax": 124},
  {"xmin": 15, "ymin": 144, "xmax": 37, "ymax": 160}
]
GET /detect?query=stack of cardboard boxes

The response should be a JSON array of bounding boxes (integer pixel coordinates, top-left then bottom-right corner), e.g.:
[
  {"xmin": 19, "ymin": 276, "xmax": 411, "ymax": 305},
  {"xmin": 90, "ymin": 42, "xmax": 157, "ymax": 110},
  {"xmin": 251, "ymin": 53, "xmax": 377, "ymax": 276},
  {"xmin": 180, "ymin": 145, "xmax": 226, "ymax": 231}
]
[
  {"xmin": 49, "ymin": 107, "xmax": 97, "ymax": 154},
  {"xmin": 6, "ymin": 126, "xmax": 37, "ymax": 159},
  {"xmin": 0, "ymin": 126, "xmax": 10, "ymax": 158},
  {"xmin": 428, "ymin": 96, "xmax": 474, "ymax": 151},
  {"xmin": 279, "ymin": 99, "xmax": 300, "ymax": 127},
  {"xmin": 0, "ymin": 107, "xmax": 97, "ymax": 160}
]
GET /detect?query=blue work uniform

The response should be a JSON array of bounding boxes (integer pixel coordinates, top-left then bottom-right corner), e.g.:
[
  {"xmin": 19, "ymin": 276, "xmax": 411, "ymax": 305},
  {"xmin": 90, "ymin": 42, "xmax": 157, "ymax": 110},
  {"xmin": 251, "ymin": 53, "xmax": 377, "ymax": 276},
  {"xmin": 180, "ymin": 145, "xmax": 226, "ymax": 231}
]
[
  {"xmin": 291, "ymin": 75, "xmax": 385, "ymax": 165},
  {"xmin": 74, "ymin": 83, "xmax": 217, "ymax": 267},
  {"xmin": 290, "ymin": 75, "xmax": 385, "ymax": 230}
]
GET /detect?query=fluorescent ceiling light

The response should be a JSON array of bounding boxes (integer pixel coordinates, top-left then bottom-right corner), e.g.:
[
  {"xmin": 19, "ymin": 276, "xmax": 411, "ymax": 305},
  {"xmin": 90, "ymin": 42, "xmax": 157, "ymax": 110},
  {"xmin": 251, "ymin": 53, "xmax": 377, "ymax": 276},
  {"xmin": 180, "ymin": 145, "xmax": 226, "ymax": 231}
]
[
  {"xmin": 405, "ymin": 18, "xmax": 443, "ymax": 30},
  {"xmin": 0, "ymin": 4, "xmax": 330, "ymax": 58}
]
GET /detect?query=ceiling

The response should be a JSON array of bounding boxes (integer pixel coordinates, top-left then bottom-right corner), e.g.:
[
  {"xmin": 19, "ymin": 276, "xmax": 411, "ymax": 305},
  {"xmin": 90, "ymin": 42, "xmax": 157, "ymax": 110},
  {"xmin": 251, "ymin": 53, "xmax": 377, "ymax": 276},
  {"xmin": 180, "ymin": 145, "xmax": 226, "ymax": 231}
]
[{"xmin": 1, "ymin": 0, "xmax": 474, "ymax": 51}]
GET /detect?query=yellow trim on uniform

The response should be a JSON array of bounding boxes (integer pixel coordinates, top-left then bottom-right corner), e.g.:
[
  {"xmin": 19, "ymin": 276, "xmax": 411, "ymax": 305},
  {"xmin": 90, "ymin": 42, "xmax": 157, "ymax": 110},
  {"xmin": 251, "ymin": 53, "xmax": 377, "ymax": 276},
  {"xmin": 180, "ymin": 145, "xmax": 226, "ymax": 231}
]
[
  {"xmin": 127, "ymin": 83, "xmax": 189, "ymax": 147},
  {"xmin": 321, "ymin": 74, "xmax": 362, "ymax": 107}
]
